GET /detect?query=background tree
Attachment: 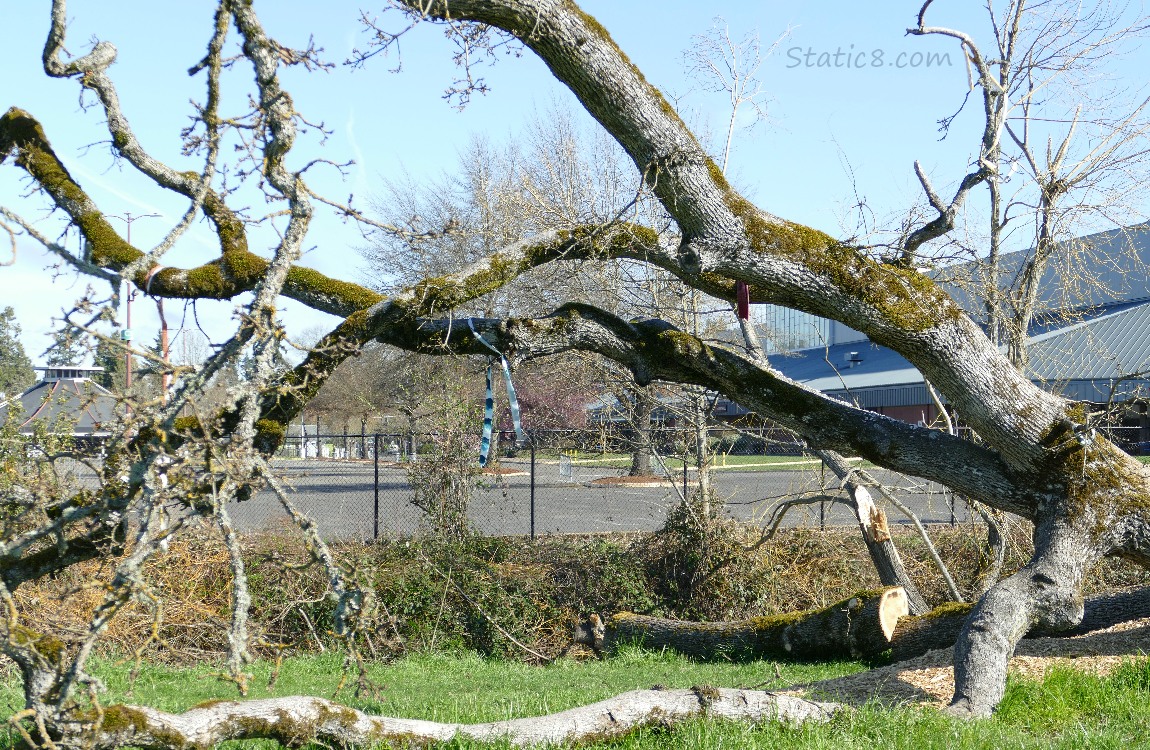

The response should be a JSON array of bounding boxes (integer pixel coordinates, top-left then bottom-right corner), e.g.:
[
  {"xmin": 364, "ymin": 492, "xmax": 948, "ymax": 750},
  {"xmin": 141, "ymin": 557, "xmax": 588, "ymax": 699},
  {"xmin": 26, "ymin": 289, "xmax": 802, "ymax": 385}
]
[
  {"xmin": 360, "ymin": 108, "xmax": 682, "ymax": 475},
  {"xmin": 43, "ymin": 326, "xmax": 84, "ymax": 368},
  {"xmin": 0, "ymin": 306, "xmax": 34, "ymax": 397},
  {"xmin": 910, "ymin": 0, "xmax": 1150, "ymax": 370},
  {"xmin": 91, "ymin": 336, "xmax": 128, "ymax": 392}
]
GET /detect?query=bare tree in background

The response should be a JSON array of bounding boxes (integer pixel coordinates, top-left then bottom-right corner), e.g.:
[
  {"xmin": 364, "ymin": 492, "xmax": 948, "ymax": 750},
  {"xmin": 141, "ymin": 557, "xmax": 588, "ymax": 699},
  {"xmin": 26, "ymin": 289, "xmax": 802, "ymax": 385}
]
[
  {"xmin": 361, "ymin": 107, "xmax": 689, "ymax": 477},
  {"xmin": 910, "ymin": 0, "xmax": 1150, "ymax": 369},
  {"xmin": 894, "ymin": 0, "xmax": 1150, "ymax": 602}
]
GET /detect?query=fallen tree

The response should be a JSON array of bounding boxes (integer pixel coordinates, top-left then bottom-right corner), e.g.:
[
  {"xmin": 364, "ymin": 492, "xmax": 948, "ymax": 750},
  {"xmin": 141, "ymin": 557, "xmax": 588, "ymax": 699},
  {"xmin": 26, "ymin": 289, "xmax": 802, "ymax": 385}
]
[
  {"xmin": 47, "ymin": 690, "xmax": 844, "ymax": 750},
  {"xmin": 575, "ymin": 588, "xmax": 909, "ymax": 661},
  {"xmin": 4, "ymin": 0, "xmax": 1150, "ymax": 742},
  {"xmin": 584, "ymin": 585, "xmax": 1150, "ymax": 665}
]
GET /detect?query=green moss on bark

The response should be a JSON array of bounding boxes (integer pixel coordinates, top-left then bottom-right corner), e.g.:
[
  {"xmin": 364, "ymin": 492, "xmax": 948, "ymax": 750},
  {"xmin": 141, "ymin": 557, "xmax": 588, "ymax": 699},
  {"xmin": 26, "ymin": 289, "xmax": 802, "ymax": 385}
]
[
  {"xmin": 9, "ymin": 625, "xmax": 67, "ymax": 664},
  {"xmin": 254, "ymin": 418, "xmax": 286, "ymax": 454},
  {"xmin": 407, "ymin": 250, "xmax": 531, "ymax": 311},
  {"xmin": 922, "ymin": 601, "xmax": 974, "ymax": 619},
  {"xmin": 285, "ymin": 267, "xmax": 383, "ymax": 311},
  {"xmin": 1035, "ymin": 404, "xmax": 1150, "ymax": 542},
  {"xmin": 96, "ymin": 705, "xmax": 192, "ymax": 749},
  {"xmin": 203, "ymin": 192, "xmax": 249, "ymax": 257},
  {"xmin": 703, "ymin": 159, "xmax": 960, "ymax": 332},
  {"xmin": 184, "ymin": 264, "xmax": 230, "ymax": 297},
  {"xmin": 1, "ymin": 108, "xmax": 137, "ymax": 268}
]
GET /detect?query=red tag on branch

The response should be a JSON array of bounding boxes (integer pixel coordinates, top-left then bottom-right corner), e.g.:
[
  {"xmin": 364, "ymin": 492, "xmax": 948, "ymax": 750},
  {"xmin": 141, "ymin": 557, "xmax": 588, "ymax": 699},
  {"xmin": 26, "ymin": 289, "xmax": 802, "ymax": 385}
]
[{"xmin": 736, "ymin": 280, "xmax": 751, "ymax": 321}]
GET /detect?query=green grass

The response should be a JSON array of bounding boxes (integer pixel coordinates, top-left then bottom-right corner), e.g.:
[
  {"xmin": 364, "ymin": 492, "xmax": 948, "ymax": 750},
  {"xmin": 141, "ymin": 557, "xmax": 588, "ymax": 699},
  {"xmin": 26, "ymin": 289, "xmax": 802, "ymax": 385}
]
[
  {"xmin": 30, "ymin": 649, "xmax": 857, "ymax": 724},
  {"xmin": 7, "ymin": 653, "xmax": 1150, "ymax": 748},
  {"xmin": 0, "ymin": 649, "xmax": 858, "ymax": 749}
]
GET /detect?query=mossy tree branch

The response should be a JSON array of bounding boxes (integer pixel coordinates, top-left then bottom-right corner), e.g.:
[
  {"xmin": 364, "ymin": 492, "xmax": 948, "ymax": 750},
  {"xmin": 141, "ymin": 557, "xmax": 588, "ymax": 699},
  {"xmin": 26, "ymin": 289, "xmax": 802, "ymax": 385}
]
[
  {"xmin": 72, "ymin": 690, "xmax": 841, "ymax": 750},
  {"xmin": 0, "ymin": 107, "xmax": 379, "ymax": 317},
  {"xmin": 3, "ymin": 103, "xmax": 1029, "ymax": 468},
  {"xmin": 0, "ymin": 97, "xmax": 1085, "ymax": 525},
  {"xmin": 354, "ymin": 301, "xmax": 1034, "ymax": 516}
]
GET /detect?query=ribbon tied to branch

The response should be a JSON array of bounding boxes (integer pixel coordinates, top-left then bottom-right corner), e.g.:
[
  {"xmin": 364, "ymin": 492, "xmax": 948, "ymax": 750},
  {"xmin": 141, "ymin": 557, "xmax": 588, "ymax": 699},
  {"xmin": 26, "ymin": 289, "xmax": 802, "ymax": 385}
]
[{"xmin": 467, "ymin": 318, "xmax": 526, "ymax": 467}]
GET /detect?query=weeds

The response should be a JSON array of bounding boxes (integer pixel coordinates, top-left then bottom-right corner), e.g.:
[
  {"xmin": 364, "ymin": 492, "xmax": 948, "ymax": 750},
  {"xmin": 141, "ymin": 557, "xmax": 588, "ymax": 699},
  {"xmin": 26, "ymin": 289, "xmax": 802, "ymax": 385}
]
[{"xmin": 10, "ymin": 522, "xmax": 1150, "ymax": 668}]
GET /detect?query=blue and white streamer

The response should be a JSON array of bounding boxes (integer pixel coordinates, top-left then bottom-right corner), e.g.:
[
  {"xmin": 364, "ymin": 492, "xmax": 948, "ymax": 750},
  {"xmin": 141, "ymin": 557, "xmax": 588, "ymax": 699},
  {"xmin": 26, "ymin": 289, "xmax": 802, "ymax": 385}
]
[{"xmin": 468, "ymin": 319, "xmax": 526, "ymax": 467}]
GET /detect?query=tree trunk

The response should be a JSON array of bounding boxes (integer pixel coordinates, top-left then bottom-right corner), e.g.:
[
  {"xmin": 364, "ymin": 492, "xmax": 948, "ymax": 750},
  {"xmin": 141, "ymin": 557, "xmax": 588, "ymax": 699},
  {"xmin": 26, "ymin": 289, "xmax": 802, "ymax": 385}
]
[
  {"xmin": 815, "ymin": 449, "xmax": 932, "ymax": 615},
  {"xmin": 628, "ymin": 385, "xmax": 656, "ymax": 476},
  {"xmin": 946, "ymin": 523, "xmax": 1094, "ymax": 715},
  {"xmin": 575, "ymin": 588, "xmax": 908, "ymax": 661}
]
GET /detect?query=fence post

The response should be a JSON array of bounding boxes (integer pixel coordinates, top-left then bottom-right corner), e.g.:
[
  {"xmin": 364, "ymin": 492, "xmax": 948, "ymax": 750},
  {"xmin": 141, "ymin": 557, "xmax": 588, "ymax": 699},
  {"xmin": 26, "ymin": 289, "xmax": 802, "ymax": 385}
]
[
  {"xmin": 529, "ymin": 440, "xmax": 536, "ymax": 541},
  {"xmin": 373, "ymin": 433, "xmax": 380, "ymax": 540}
]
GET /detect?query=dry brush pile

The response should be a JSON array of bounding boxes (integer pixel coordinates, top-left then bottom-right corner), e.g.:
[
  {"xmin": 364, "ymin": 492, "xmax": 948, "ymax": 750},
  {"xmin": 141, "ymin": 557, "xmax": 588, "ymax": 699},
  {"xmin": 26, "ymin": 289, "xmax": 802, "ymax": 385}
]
[{"xmin": 11, "ymin": 519, "xmax": 1150, "ymax": 668}]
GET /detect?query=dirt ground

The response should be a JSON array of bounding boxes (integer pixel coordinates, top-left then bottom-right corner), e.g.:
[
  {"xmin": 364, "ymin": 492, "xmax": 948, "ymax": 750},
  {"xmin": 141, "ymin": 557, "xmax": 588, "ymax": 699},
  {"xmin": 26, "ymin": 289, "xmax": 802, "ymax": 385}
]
[{"xmin": 790, "ymin": 615, "xmax": 1150, "ymax": 707}]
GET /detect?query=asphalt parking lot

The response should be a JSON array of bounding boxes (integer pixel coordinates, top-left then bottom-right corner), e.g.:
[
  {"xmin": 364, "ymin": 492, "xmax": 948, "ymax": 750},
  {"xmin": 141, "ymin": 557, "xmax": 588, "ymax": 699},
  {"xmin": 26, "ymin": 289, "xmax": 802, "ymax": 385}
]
[{"xmin": 228, "ymin": 458, "xmax": 971, "ymax": 540}]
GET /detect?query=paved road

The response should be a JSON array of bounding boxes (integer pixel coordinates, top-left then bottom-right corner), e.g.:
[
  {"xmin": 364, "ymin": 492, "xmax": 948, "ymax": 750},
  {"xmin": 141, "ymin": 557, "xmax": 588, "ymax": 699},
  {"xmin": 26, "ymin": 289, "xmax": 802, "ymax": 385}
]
[{"xmin": 229, "ymin": 458, "xmax": 972, "ymax": 540}]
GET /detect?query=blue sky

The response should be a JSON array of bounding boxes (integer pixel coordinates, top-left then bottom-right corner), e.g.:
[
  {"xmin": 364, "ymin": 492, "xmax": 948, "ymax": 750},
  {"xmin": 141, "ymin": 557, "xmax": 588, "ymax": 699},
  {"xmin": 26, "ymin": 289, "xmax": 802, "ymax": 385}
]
[{"xmin": 3, "ymin": 1, "xmax": 1147, "ymax": 365}]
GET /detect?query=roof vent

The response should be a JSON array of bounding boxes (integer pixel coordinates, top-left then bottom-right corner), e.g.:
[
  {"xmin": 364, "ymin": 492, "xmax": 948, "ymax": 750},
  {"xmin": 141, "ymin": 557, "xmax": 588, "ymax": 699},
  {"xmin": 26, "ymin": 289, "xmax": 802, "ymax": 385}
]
[{"xmin": 844, "ymin": 351, "xmax": 863, "ymax": 368}]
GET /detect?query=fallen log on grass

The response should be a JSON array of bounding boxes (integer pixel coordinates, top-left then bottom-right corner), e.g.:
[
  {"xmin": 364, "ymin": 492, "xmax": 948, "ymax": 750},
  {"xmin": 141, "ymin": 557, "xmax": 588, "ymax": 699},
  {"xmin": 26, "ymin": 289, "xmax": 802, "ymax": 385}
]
[
  {"xmin": 574, "ymin": 588, "xmax": 909, "ymax": 661},
  {"xmin": 577, "ymin": 585, "xmax": 1150, "ymax": 666},
  {"xmin": 887, "ymin": 602, "xmax": 972, "ymax": 662},
  {"xmin": 889, "ymin": 585, "xmax": 1150, "ymax": 662},
  {"xmin": 71, "ymin": 690, "xmax": 843, "ymax": 749}
]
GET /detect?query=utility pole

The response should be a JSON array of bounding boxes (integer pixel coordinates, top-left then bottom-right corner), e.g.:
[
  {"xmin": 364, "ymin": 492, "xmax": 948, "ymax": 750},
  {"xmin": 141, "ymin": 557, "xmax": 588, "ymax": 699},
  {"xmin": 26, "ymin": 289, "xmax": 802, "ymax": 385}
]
[
  {"xmin": 125, "ymin": 282, "xmax": 135, "ymax": 391},
  {"xmin": 156, "ymin": 298, "xmax": 171, "ymax": 400},
  {"xmin": 109, "ymin": 212, "xmax": 160, "ymax": 394}
]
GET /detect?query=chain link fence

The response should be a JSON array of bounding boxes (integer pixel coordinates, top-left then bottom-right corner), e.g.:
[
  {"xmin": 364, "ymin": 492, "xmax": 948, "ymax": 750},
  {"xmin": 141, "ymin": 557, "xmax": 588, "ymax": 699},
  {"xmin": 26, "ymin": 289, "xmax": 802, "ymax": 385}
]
[
  {"xmin": 212, "ymin": 428, "xmax": 974, "ymax": 540},
  {"xmin": 40, "ymin": 424, "xmax": 1148, "ymax": 541}
]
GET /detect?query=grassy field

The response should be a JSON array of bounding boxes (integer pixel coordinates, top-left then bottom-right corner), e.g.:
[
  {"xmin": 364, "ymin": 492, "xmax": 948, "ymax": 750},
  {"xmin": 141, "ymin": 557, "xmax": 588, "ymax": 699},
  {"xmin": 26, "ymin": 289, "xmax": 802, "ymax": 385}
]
[{"xmin": 7, "ymin": 649, "xmax": 1150, "ymax": 749}]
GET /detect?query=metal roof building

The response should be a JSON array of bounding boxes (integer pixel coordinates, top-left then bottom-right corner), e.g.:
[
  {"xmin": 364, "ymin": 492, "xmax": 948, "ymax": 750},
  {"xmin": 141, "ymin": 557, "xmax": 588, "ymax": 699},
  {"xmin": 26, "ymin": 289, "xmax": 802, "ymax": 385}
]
[
  {"xmin": 0, "ymin": 367, "xmax": 118, "ymax": 437},
  {"xmin": 716, "ymin": 224, "xmax": 1150, "ymax": 438},
  {"xmin": 1027, "ymin": 302, "xmax": 1150, "ymax": 404}
]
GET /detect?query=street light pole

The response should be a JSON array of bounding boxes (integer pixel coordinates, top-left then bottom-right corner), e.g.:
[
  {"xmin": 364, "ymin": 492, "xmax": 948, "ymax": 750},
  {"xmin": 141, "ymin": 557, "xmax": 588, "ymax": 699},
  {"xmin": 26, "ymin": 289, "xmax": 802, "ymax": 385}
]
[
  {"xmin": 125, "ymin": 282, "xmax": 135, "ymax": 391},
  {"xmin": 156, "ymin": 298, "xmax": 171, "ymax": 400},
  {"xmin": 109, "ymin": 212, "xmax": 160, "ymax": 393}
]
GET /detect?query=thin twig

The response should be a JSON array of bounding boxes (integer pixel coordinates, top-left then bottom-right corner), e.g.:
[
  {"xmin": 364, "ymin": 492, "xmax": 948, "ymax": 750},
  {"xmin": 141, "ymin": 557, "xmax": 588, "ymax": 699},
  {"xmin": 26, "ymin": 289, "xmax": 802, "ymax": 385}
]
[
  {"xmin": 297, "ymin": 607, "xmax": 325, "ymax": 653},
  {"xmin": 417, "ymin": 550, "xmax": 551, "ymax": 662}
]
